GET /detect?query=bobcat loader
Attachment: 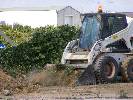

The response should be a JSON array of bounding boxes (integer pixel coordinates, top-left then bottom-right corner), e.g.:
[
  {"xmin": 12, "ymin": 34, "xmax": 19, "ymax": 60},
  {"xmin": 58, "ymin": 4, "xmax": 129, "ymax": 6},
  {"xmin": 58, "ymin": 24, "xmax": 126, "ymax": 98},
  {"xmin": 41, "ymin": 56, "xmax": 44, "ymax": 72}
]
[{"xmin": 61, "ymin": 12, "xmax": 133, "ymax": 85}]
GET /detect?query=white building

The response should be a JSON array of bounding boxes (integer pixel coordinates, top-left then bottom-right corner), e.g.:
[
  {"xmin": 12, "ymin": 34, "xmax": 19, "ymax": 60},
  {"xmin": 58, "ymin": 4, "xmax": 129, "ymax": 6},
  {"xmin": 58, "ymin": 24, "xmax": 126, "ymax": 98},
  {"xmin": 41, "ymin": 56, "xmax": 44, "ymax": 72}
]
[
  {"xmin": 0, "ymin": 10, "xmax": 57, "ymax": 28},
  {"xmin": 57, "ymin": 6, "xmax": 81, "ymax": 26}
]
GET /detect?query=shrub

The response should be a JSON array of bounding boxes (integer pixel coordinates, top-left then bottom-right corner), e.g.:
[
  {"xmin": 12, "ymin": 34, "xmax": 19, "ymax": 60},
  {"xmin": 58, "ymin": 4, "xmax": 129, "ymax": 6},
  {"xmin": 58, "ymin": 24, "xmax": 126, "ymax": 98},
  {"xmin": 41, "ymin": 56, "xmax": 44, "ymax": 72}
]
[
  {"xmin": 0, "ymin": 24, "xmax": 33, "ymax": 46},
  {"xmin": 0, "ymin": 25, "xmax": 79, "ymax": 76}
]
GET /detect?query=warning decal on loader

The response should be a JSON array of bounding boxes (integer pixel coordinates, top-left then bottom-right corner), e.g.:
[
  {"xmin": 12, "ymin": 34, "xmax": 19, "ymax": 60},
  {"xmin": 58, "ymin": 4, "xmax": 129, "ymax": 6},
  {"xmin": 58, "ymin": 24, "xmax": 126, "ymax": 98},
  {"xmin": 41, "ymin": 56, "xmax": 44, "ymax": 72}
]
[{"xmin": 112, "ymin": 35, "xmax": 118, "ymax": 40}]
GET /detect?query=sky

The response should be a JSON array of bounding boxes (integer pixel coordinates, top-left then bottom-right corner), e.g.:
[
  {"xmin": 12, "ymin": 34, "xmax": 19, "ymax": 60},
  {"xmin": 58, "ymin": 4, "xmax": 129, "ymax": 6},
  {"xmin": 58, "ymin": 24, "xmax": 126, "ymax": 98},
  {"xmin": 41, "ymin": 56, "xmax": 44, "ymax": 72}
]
[{"xmin": 0, "ymin": 11, "xmax": 57, "ymax": 28}]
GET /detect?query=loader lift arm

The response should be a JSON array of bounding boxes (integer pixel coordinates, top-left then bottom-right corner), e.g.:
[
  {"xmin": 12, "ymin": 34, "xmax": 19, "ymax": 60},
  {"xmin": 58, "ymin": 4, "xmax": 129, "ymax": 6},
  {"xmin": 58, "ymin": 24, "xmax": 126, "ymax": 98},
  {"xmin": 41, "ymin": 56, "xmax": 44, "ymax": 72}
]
[{"xmin": 88, "ymin": 21, "xmax": 133, "ymax": 65}]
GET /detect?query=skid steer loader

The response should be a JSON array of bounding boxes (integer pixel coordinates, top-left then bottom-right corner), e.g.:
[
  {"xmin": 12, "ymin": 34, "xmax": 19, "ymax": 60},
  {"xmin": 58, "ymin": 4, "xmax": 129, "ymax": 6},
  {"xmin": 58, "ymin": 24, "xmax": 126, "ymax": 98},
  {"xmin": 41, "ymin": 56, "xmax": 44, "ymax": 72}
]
[{"xmin": 61, "ymin": 12, "xmax": 133, "ymax": 85}]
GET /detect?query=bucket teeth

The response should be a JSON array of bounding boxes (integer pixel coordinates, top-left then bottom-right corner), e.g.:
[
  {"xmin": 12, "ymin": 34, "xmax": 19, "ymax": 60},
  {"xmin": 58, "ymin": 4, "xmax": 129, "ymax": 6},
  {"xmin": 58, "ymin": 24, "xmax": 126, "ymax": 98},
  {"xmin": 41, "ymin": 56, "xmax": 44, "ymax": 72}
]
[{"xmin": 77, "ymin": 65, "xmax": 96, "ymax": 85}]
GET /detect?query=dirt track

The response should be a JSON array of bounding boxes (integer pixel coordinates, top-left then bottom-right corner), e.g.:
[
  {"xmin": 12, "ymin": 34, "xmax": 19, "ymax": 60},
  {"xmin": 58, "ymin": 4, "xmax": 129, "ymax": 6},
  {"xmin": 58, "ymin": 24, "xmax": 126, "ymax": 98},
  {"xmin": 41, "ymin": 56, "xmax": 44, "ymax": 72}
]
[
  {"xmin": 1, "ymin": 66, "xmax": 133, "ymax": 100},
  {"xmin": 0, "ymin": 83, "xmax": 133, "ymax": 100}
]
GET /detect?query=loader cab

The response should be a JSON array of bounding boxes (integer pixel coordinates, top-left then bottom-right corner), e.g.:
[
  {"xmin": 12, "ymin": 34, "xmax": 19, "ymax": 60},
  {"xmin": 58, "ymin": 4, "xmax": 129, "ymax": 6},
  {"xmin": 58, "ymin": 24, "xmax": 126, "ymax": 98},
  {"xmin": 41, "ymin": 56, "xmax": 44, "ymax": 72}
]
[{"xmin": 79, "ymin": 13, "xmax": 128, "ymax": 50}]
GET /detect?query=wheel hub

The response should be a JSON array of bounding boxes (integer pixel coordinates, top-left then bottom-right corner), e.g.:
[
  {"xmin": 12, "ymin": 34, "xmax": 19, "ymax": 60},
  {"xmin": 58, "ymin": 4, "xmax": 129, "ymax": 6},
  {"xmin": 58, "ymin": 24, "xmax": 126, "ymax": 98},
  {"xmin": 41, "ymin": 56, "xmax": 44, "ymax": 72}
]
[{"xmin": 105, "ymin": 62, "xmax": 115, "ymax": 79}]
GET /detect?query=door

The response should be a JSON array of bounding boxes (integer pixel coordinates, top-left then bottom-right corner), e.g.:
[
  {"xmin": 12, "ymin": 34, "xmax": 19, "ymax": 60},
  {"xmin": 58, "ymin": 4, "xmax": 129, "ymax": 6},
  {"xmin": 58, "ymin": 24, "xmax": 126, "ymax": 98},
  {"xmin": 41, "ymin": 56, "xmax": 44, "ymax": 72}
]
[{"xmin": 64, "ymin": 16, "xmax": 73, "ymax": 25}]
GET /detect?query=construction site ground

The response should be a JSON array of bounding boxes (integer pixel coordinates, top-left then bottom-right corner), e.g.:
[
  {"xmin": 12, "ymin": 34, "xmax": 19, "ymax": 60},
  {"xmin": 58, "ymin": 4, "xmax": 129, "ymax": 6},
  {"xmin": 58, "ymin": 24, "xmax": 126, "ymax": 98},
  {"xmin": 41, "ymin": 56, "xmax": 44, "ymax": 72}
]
[{"xmin": 0, "ymin": 65, "xmax": 133, "ymax": 100}]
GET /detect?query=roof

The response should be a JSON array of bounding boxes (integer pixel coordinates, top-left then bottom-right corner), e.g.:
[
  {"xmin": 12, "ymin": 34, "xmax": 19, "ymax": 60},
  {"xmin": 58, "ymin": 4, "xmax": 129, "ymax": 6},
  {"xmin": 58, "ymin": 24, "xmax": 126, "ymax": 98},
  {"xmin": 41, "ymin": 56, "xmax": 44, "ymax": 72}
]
[
  {"xmin": 81, "ymin": 13, "xmax": 126, "ymax": 16},
  {"xmin": 120, "ymin": 12, "xmax": 133, "ymax": 18},
  {"xmin": 56, "ymin": 6, "xmax": 80, "ymax": 14}
]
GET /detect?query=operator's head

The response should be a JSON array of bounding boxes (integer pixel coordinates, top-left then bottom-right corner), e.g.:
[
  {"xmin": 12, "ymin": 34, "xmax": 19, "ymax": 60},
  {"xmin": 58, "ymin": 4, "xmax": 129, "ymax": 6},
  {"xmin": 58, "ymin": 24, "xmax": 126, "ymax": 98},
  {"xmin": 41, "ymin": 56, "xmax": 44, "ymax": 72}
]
[{"xmin": 98, "ymin": 5, "xmax": 103, "ymax": 13}]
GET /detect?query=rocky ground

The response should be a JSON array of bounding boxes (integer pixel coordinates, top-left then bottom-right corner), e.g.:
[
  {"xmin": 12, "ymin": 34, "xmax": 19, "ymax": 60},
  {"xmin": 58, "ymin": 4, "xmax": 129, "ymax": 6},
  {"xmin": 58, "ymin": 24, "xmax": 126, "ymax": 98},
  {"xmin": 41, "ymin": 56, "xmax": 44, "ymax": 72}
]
[
  {"xmin": 0, "ymin": 66, "xmax": 133, "ymax": 100},
  {"xmin": 0, "ymin": 83, "xmax": 133, "ymax": 100}
]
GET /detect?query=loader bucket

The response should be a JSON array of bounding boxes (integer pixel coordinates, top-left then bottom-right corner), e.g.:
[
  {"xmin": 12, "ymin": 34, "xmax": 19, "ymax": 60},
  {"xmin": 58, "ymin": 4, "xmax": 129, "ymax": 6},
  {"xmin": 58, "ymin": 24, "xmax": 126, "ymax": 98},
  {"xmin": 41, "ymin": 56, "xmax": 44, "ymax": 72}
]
[{"xmin": 77, "ymin": 65, "xmax": 96, "ymax": 85}]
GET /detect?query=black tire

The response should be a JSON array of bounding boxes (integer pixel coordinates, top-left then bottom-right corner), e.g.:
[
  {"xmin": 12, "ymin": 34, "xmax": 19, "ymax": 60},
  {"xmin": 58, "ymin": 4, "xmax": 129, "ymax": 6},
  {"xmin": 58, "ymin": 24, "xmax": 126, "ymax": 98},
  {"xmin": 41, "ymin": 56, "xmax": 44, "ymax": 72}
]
[
  {"xmin": 94, "ymin": 56, "xmax": 119, "ymax": 83},
  {"xmin": 127, "ymin": 59, "xmax": 133, "ymax": 81}
]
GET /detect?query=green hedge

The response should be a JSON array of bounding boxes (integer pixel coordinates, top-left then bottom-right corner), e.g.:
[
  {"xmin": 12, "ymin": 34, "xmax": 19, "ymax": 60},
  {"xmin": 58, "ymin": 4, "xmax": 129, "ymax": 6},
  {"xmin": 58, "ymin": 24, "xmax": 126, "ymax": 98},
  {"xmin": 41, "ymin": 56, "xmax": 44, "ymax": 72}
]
[
  {"xmin": 0, "ymin": 24, "xmax": 33, "ymax": 46},
  {"xmin": 0, "ymin": 25, "xmax": 79, "ymax": 76}
]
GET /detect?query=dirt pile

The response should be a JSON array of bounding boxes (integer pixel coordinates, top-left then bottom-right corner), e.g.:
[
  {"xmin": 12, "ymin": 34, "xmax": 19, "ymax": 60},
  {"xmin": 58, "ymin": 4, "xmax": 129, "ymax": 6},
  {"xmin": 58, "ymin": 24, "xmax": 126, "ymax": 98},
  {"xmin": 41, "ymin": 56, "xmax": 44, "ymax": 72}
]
[
  {"xmin": 0, "ymin": 69, "xmax": 18, "ymax": 95},
  {"xmin": 0, "ymin": 64, "xmax": 81, "ymax": 95},
  {"xmin": 23, "ymin": 64, "xmax": 81, "ymax": 93}
]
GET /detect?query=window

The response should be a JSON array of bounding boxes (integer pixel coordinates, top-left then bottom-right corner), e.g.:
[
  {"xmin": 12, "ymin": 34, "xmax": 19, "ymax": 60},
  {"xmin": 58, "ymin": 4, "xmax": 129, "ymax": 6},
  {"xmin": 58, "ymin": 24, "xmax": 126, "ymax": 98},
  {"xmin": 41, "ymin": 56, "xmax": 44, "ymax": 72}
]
[
  {"xmin": 101, "ymin": 15, "xmax": 127, "ymax": 39},
  {"xmin": 64, "ymin": 16, "xmax": 73, "ymax": 25},
  {"xmin": 79, "ymin": 16, "xmax": 100, "ymax": 49}
]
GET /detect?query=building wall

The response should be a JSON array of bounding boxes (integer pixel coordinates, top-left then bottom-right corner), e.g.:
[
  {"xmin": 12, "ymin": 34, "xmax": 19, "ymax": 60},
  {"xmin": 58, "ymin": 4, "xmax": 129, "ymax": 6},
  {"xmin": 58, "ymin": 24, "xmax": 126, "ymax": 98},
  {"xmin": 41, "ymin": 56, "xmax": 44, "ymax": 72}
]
[{"xmin": 57, "ymin": 6, "xmax": 81, "ymax": 26}]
